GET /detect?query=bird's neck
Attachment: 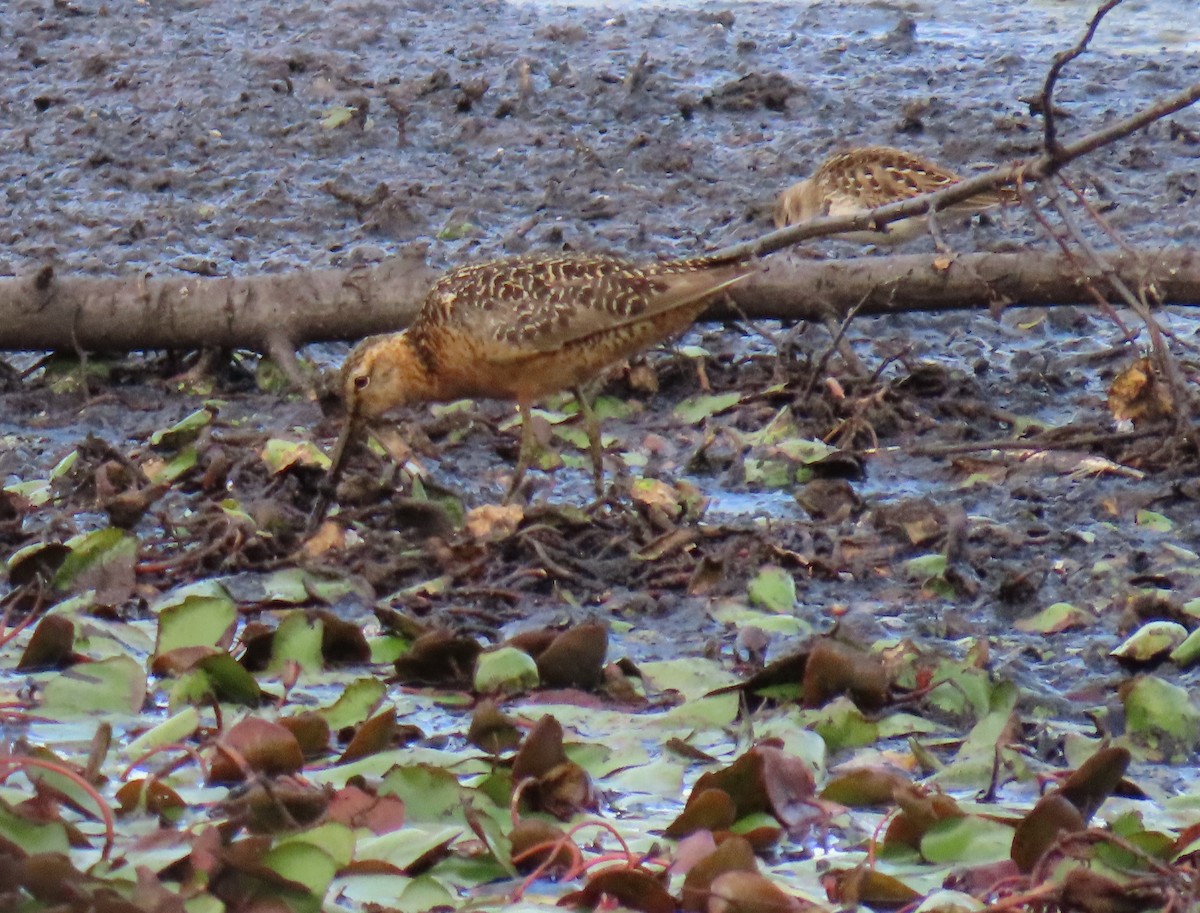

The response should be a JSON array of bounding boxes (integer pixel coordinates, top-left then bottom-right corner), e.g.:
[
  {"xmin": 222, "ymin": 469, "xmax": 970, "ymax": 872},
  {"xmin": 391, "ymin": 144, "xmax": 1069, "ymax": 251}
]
[{"xmin": 370, "ymin": 331, "xmax": 444, "ymax": 410}]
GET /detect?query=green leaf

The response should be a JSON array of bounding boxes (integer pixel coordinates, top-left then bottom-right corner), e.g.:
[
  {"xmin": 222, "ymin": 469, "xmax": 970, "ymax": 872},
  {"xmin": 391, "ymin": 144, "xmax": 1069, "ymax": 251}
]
[
  {"xmin": 1170, "ymin": 628, "xmax": 1200, "ymax": 667},
  {"xmin": 261, "ymin": 438, "xmax": 331, "ymax": 473},
  {"xmin": 155, "ymin": 593, "xmax": 236, "ymax": 656},
  {"xmin": 743, "ymin": 458, "xmax": 793, "ymax": 489},
  {"xmin": 380, "ymin": 765, "xmax": 465, "ymax": 826},
  {"xmin": 0, "ymin": 798, "xmax": 70, "ymax": 855},
  {"xmin": 1014, "ymin": 602, "xmax": 1091, "ymax": 634},
  {"xmin": 270, "ymin": 613, "xmax": 325, "ymax": 673},
  {"xmin": 474, "ymin": 646, "xmax": 539, "ymax": 694},
  {"xmin": 803, "ymin": 697, "xmax": 879, "ymax": 752},
  {"xmin": 674, "ymin": 392, "xmax": 741, "ymax": 424},
  {"xmin": 747, "ymin": 565, "xmax": 796, "ymax": 613},
  {"xmin": 319, "ymin": 678, "xmax": 387, "ymax": 730},
  {"xmin": 920, "ymin": 815, "xmax": 1013, "ymax": 864},
  {"xmin": 53, "ymin": 528, "xmax": 137, "ymax": 591},
  {"xmin": 1111, "ymin": 622, "xmax": 1188, "ymax": 664},
  {"xmin": 124, "ymin": 707, "xmax": 201, "ymax": 759},
  {"xmin": 320, "ymin": 105, "xmax": 356, "ymax": 130},
  {"xmin": 197, "ymin": 653, "xmax": 262, "ymax": 706},
  {"xmin": 903, "ymin": 553, "xmax": 947, "ymax": 581},
  {"xmin": 1135, "ymin": 509, "xmax": 1173, "ymax": 532},
  {"xmin": 1124, "ymin": 675, "xmax": 1200, "ymax": 747},
  {"xmin": 149, "ymin": 406, "xmax": 216, "ymax": 449},
  {"xmin": 41, "ymin": 654, "xmax": 146, "ymax": 717},
  {"xmin": 143, "ymin": 448, "xmax": 198, "ymax": 483},
  {"xmin": 262, "ymin": 840, "xmax": 338, "ymax": 896}
]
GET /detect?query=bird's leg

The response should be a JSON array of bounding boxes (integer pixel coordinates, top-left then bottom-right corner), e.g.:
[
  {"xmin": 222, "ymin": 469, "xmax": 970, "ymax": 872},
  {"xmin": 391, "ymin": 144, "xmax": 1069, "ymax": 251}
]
[
  {"xmin": 572, "ymin": 385, "xmax": 605, "ymax": 496},
  {"xmin": 505, "ymin": 399, "xmax": 535, "ymax": 504}
]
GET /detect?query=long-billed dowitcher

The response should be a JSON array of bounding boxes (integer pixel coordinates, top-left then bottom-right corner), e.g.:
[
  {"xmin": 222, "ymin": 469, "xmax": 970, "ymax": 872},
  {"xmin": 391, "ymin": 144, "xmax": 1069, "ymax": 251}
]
[
  {"xmin": 323, "ymin": 251, "xmax": 755, "ymax": 506},
  {"xmin": 773, "ymin": 145, "xmax": 1016, "ymax": 242}
]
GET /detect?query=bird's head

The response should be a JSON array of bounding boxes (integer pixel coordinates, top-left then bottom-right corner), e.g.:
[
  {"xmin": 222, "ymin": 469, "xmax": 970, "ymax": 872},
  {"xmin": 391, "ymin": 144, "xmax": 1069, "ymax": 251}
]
[
  {"xmin": 316, "ymin": 332, "xmax": 428, "ymax": 518},
  {"xmin": 773, "ymin": 178, "xmax": 821, "ymax": 229},
  {"xmin": 338, "ymin": 332, "xmax": 432, "ymax": 422}
]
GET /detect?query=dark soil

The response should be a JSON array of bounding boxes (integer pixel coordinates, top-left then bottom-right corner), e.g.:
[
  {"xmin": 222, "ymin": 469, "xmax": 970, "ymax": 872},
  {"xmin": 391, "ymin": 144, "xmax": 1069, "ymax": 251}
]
[{"xmin": 2, "ymin": 0, "xmax": 1200, "ymax": 741}]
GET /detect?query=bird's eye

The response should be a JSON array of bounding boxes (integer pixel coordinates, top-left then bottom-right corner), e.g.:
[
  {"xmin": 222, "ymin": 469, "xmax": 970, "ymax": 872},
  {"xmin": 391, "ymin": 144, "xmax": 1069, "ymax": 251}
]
[{"xmin": 353, "ymin": 375, "xmax": 370, "ymax": 390}]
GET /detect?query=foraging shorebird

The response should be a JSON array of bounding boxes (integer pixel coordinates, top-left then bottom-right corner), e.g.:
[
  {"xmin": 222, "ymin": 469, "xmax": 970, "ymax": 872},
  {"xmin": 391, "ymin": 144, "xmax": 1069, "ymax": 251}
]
[
  {"xmin": 773, "ymin": 145, "xmax": 1016, "ymax": 242},
  {"xmin": 322, "ymin": 251, "xmax": 754, "ymax": 506}
]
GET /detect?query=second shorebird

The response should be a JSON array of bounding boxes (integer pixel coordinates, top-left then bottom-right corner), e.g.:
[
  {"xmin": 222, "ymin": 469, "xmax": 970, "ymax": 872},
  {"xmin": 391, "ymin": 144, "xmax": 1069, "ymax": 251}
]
[
  {"xmin": 773, "ymin": 145, "xmax": 1016, "ymax": 243},
  {"xmin": 325, "ymin": 251, "xmax": 754, "ymax": 505}
]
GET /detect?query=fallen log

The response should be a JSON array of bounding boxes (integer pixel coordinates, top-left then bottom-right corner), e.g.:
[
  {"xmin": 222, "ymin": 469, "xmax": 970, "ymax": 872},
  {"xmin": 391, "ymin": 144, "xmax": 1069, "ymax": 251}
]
[{"xmin": 0, "ymin": 249, "xmax": 1195, "ymax": 355}]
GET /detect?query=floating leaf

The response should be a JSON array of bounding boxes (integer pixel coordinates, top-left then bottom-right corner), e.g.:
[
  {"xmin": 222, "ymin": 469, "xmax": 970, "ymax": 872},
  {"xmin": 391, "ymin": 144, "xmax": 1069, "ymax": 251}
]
[
  {"xmin": 41, "ymin": 655, "xmax": 146, "ymax": 717},
  {"xmin": 154, "ymin": 592, "xmax": 236, "ymax": 657},
  {"xmin": 53, "ymin": 528, "xmax": 137, "ymax": 595},
  {"xmin": 474, "ymin": 646, "xmax": 539, "ymax": 694},
  {"xmin": 747, "ymin": 566, "xmax": 796, "ymax": 614},
  {"xmin": 1122, "ymin": 675, "xmax": 1200, "ymax": 748}
]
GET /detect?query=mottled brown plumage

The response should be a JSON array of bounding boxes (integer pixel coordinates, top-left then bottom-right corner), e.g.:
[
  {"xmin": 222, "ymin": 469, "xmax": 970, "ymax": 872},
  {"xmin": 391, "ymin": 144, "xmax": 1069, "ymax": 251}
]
[
  {"xmin": 324, "ymin": 251, "xmax": 754, "ymax": 504},
  {"xmin": 774, "ymin": 145, "xmax": 1016, "ymax": 242}
]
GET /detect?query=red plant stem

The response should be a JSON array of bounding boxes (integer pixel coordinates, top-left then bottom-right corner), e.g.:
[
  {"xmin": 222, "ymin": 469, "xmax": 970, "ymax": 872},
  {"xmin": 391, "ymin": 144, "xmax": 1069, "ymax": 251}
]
[{"xmin": 0, "ymin": 754, "xmax": 116, "ymax": 859}]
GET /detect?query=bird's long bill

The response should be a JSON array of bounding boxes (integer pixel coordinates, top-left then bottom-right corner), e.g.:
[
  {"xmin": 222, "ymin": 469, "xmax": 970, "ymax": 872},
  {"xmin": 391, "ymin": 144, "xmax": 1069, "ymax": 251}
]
[{"xmin": 313, "ymin": 410, "xmax": 362, "ymax": 522}]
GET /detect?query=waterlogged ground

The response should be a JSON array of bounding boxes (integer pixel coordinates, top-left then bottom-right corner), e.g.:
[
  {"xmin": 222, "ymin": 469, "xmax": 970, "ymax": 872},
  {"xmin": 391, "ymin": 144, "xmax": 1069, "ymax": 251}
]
[{"xmin": 2, "ymin": 0, "xmax": 1200, "ymax": 911}]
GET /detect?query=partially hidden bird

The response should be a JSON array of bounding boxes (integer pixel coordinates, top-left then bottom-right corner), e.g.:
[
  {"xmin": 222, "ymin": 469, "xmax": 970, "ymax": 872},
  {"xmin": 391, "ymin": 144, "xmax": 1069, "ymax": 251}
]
[
  {"xmin": 321, "ymin": 250, "xmax": 755, "ymax": 509},
  {"xmin": 773, "ymin": 145, "xmax": 1017, "ymax": 242}
]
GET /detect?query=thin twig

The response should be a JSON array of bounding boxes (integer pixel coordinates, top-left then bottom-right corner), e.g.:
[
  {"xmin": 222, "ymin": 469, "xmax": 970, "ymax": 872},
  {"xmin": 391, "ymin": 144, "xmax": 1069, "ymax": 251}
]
[
  {"xmin": 1017, "ymin": 178, "xmax": 1136, "ymax": 342},
  {"xmin": 1039, "ymin": 0, "xmax": 1127, "ymax": 158}
]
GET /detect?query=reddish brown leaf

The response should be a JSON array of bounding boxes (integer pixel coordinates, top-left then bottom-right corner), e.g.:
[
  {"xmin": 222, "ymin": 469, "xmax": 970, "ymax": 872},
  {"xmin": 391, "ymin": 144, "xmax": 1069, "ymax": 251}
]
[
  {"xmin": 151, "ymin": 645, "xmax": 222, "ymax": 677},
  {"xmin": 467, "ymin": 699, "xmax": 522, "ymax": 755},
  {"xmin": 680, "ymin": 836, "xmax": 759, "ymax": 913},
  {"xmin": 535, "ymin": 623, "xmax": 608, "ymax": 689},
  {"xmin": 226, "ymin": 777, "xmax": 329, "ymax": 833},
  {"xmin": 536, "ymin": 760, "xmax": 598, "ymax": 821},
  {"xmin": 1059, "ymin": 867, "xmax": 1165, "ymax": 913},
  {"xmin": 690, "ymin": 743, "xmax": 816, "ymax": 829},
  {"xmin": 510, "ymin": 818, "xmax": 574, "ymax": 874},
  {"xmin": 326, "ymin": 784, "xmax": 406, "ymax": 834},
  {"xmin": 392, "ymin": 628, "xmax": 482, "ymax": 686},
  {"xmin": 665, "ymin": 788, "xmax": 737, "ymax": 838},
  {"xmin": 708, "ymin": 870, "xmax": 812, "ymax": 913},
  {"xmin": 209, "ymin": 717, "xmax": 304, "ymax": 783},
  {"xmin": 338, "ymin": 708, "xmax": 412, "ymax": 764},
  {"xmin": 883, "ymin": 785, "xmax": 963, "ymax": 850},
  {"xmin": 16, "ymin": 615, "xmax": 76, "ymax": 671},
  {"xmin": 820, "ymin": 766, "xmax": 910, "ymax": 807},
  {"xmin": 824, "ymin": 866, "xmax": 920, "ymax": 907},
  {"xmin": 313, "ymin": 609, "xmax": 372, "ymax": 665},
  {"xmin": 1010, "ymin": 793, "xmax": 1086, "ymax": 873},
  {"xmin": 277, "ymin": 711, "xmax": 331, "ymax": 758},
  {"xmin": 512, "ymin": 715, "xmax": 568, "ymax": 782},
  {"xmin": 559, "ymin": 867, "xmax": 674, "ymax": 913},
  {"xmin": 1057, "ymin": 745, "xmax": 1131, "ymax": 823},
  {"xmin": 115, "ymin": 778, "xmax": 185, "ymax": 820}
]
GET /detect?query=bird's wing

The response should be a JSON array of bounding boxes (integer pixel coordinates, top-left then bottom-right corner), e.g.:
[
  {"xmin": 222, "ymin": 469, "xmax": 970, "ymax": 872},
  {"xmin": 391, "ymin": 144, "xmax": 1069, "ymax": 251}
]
[{"xmin": 431, "ymin": 255, "xmax": 755, "ymax": 359}]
